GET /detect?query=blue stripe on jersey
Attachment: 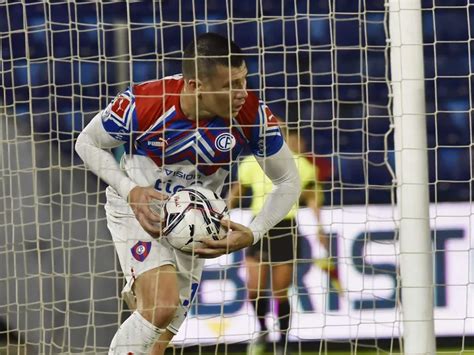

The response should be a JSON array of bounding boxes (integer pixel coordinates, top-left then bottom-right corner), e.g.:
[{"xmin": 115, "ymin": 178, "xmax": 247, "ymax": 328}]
[
  {"xmin": 166, "ymin": 133, "xmax": 196, "ymax": 155},
  {"xmin": 197, "ymin": 138, "xmax": 215, "ymax": 162},
  {"xmin": 101, "ymin": 89, "xmax": 138, "ymax": 142},
  {"xmin": 248, "ymin": 101, "xmax": 284, "ymax": 157},
  {"xmin": 105, "ymin": 95, "xmax": 284, "ymax": 174},
  {"xmin": 138, "ymin": 108, "xmax": 177, "ymax": 143}
]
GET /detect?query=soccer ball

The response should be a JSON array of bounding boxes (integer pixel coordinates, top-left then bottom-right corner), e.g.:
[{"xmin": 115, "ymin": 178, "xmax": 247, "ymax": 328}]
[{"xmin": 162, "ymin": 186, "xmax": 229, "ymax": 253}]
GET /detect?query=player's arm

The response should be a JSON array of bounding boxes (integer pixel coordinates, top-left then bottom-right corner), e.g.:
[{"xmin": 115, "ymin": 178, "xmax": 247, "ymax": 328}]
[
  {"xmin": 301, "ymin": 183, "xmax": 329, "ymax": 249},
  {"xmin": 75, "ymin": 112, "xmax": 165, "ymax": 237},
  {"xmin": 247, "ymin": 142, "xmax": 301, "ymax": 244},
  {"xmin": 195, "ymin": 142, "xmax": 300, "ymax": 258},
  {"xmin": 196, "ymin": 177, "xmax": 253, "ymax": 258},
  {"xmin": 301, "ymin": 184, "xmax": 320, "ymax": 222},
  {"xmin": 75, "ymin": 113, "xmax": 136, "ymax": 199}
]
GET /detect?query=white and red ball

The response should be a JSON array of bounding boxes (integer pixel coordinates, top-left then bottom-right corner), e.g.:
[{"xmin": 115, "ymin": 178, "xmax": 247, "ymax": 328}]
[{"xmin": 161, "ymin": 186, "xmax": 228, "ymax": 253}]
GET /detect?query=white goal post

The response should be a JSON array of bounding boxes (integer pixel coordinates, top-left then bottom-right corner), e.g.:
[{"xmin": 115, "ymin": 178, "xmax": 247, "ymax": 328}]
[
  {"xmin": 389, "ymin": 0, "xmax": 435, "ymax": 353},
  {"xmin": 1, "ymin": 0, "xmax": 473, "ymax": 354}
]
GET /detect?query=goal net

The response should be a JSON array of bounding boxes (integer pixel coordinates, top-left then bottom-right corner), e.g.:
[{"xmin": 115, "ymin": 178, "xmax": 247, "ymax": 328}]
[{"xmin": 1, "ymin": 0, "xmax": 473, "ymax": 353}]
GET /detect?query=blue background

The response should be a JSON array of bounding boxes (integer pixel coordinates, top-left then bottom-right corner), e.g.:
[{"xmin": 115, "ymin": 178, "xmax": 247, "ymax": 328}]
[{"xmin": 2, "ymin": 0, "xmax": 473, "ymax": 204}]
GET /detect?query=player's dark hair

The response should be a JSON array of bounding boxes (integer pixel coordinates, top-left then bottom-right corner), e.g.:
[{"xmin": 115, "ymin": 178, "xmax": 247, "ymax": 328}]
[{"xmin": 182, "ymin": 32, "xmax": 244, "ymax": 80}]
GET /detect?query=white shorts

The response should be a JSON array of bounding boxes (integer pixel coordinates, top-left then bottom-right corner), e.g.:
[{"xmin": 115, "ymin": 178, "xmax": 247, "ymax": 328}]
[{"xmin": 104, "ymin": 187, "xmax": 205, "ymax": 334}]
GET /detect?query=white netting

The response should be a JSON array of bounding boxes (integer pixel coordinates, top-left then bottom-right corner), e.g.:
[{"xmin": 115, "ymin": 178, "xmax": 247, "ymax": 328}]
[{"xmin": 1, "ymin": 0, "xmax": 473, "ymax": 354}]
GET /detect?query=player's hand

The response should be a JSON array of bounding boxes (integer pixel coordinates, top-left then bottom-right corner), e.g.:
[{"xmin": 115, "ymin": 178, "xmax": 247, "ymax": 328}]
[
  {"xmin": 128, "ymin": 186, "xmax": 168, "ymax": 239},
  {"xmin": 194, "ymin": 218, "xmax": 253, "ymax": 258}
]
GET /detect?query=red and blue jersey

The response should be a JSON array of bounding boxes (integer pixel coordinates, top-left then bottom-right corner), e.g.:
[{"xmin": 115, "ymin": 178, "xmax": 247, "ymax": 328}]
[{"xmin": 101, "ymin": 74, "xmax": 283, "ymax": 195}]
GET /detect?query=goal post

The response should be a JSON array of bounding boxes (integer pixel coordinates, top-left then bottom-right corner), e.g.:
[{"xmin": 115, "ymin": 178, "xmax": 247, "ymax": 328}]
[{"xmin": 389, "ymin": 0, "xmax": 436, "ymax": 353}]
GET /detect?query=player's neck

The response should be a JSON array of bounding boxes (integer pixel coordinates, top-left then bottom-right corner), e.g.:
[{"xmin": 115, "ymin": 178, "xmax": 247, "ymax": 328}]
[{"xmin": 180, "ymin": 87, "xmax": 214, "ymax": 121}]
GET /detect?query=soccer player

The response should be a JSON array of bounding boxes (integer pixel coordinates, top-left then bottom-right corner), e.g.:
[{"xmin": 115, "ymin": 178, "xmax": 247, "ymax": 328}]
[
  {"xmin": 228, "ymin": 127, "xmax": 336, "ymax": 355},
  {"xmin": 74, "ymin": 32, "xmax": 300, "ymax": 355}
]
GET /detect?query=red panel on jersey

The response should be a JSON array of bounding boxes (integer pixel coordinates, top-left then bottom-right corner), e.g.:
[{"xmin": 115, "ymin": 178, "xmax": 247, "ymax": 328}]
[
  {"xmin": 133, "ymin": 77, "xmax": 185, "ymax": 132},
  {"xmin": 234, "ymin": 91, "xmax": 260, "ymax": 139}
]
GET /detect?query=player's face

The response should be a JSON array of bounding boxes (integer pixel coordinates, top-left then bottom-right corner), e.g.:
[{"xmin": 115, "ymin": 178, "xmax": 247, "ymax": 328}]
[{"xmin": 200, "ymin": 63, "xmax": 248, "ymax": 118}]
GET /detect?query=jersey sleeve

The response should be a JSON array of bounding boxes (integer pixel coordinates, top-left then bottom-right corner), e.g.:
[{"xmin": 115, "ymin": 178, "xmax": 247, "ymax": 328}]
[
  {"xmin": 248, "ymin": 101, "xmax": 284, "ymax": 158},
  {"xmin": 234, "ymin": 92, "xmax": 284, "ymax": 157},
  {"xmin": 100, "ymin": 88, "xmax": 137, "ymax": 141}
]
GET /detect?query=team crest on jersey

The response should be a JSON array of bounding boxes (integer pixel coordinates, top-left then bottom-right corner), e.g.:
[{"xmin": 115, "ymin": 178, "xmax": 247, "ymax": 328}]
[
  {"xmin": 215, "ymin": 133, "xmax": 236, "ymax": 152},
  {"xmin": 130, "ymin": 241, "xmax": 152, "ymax": 262}
]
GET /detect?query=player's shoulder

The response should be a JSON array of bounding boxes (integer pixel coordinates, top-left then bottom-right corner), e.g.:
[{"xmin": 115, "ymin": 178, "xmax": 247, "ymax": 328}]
[
  {"xmin": 132, "ymin": 74, "xmax": 184, "ymax": 129},
  {"xmin": 133, "ymin": 74, "xmax": 184, "ymax": 97},
  {"xmin": 235, "ymin": 90, "xmax": 279, "ymax": 128},
  {"xmin": 234, "ymin": 90, "xmax": 260, "ymax": 124}
]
